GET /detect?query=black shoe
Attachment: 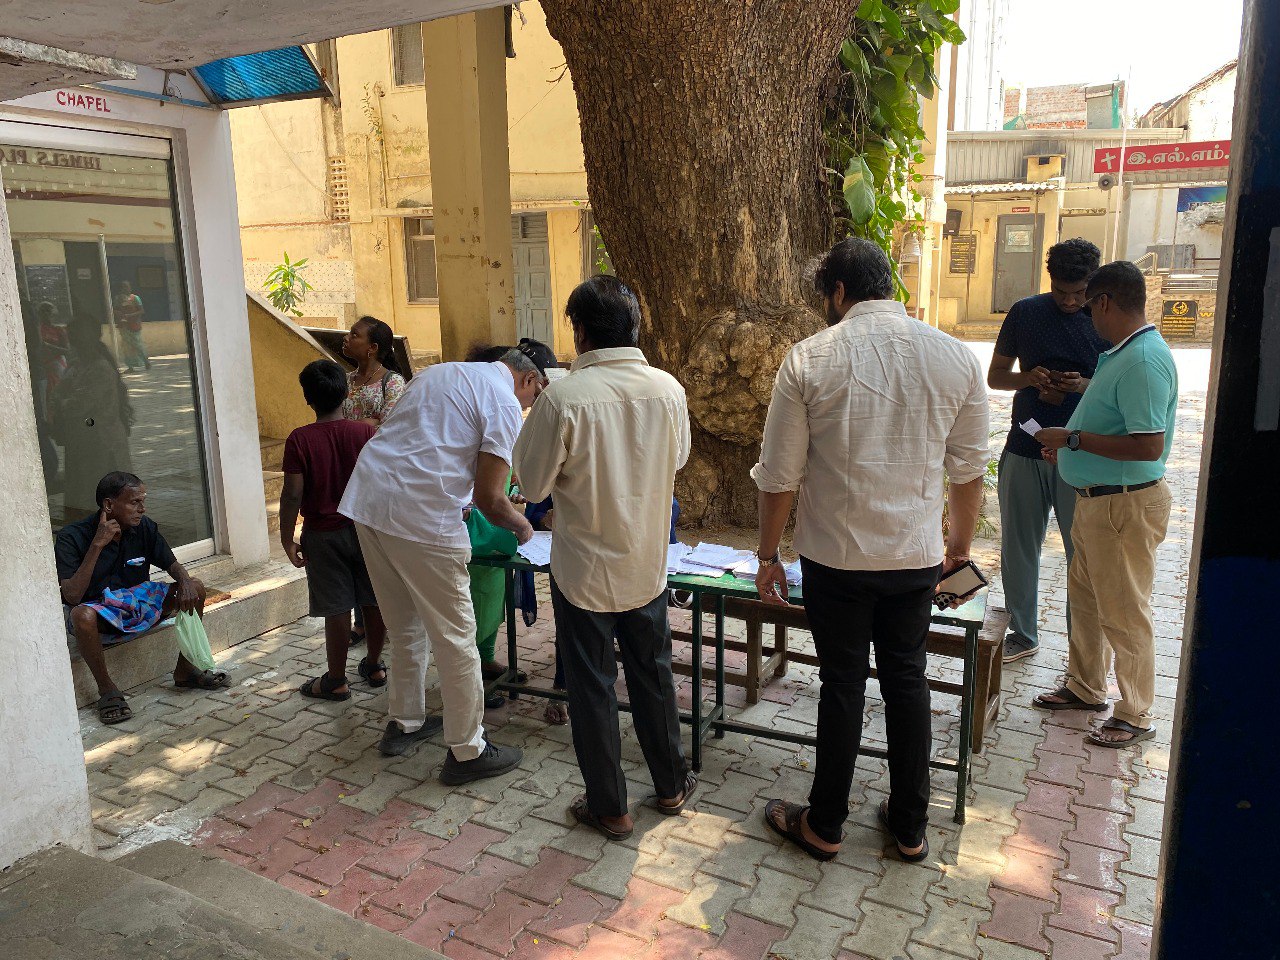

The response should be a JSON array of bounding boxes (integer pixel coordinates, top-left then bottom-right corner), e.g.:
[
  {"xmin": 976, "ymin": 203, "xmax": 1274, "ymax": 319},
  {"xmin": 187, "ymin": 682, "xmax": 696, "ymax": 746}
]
[
  {"xmin": 439, "ymin": 740, "xmax": 523, "ymax": 785},
  {"xmin": 378, "ymin": 717, "xmax": 444, "ymax": 757},
  {"xmin": 484, "ymin": 691, "xmax": 506, "ymax": 710}
]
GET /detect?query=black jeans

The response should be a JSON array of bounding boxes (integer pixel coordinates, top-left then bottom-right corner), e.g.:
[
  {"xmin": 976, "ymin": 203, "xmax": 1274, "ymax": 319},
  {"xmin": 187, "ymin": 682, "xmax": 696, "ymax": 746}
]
[
  {"xmin": 801, "ymin": 557, "xmax": 942, "ymax": 847},
  {"xmin": 551, "ymin": 581, "xmax": 687, "ymax": 818}
]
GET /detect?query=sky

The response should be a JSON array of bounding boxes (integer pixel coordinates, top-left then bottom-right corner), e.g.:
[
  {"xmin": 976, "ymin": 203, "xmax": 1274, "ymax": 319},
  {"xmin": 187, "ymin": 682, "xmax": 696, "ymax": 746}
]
[{"xmin": 998, "ymin": 0, "xmax": 1245, "ymax": 119}]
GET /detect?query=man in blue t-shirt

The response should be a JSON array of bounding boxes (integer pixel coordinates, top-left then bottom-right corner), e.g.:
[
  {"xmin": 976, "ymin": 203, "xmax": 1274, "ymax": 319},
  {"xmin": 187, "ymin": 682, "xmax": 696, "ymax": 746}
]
[
  {"xmin": 1032, "ymin": 261, "xmax": 1177, "ymax": 749},
  {"xmin": 988, "ymin": 239, "xmax": 1108, "ymax": 663}
]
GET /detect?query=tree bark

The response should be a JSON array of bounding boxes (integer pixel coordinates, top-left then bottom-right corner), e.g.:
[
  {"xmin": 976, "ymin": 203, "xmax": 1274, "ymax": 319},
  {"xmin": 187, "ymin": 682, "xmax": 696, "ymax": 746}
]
[{"xmin": 542, "ymin": 0, "xmax": 859, "ymax": 525}]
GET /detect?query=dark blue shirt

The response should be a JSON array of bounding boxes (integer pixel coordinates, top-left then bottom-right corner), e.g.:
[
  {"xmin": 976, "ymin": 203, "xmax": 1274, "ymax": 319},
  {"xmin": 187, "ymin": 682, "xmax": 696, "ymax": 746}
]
[
  {"xmin": 994, "ymin": 293, "xmax": 1110, "ymax": 459},
  {"xmin": 54, "ymin": 515, "xmax": 177, "ymax": 603}
]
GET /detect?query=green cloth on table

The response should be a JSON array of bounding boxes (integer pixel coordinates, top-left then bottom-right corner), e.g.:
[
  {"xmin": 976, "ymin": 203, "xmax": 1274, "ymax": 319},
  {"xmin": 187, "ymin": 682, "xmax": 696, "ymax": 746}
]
[{"xmin": 466, "ymin": 504, "xmax": 518, "ymax": 663}]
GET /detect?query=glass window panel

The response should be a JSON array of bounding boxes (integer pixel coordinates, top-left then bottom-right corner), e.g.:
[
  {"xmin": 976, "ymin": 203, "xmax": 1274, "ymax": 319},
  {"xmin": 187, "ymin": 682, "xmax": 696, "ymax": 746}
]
[
  {"xmin": 2, "ymin": 142, "xmax": 213, "ymax": 551},
  {"xmin": 405, "ymin": 217, "xmax": 437, "ymax": 301},
  {"xmin": 392, "ymin": 25, "xmax": 425, "ymax": 87}
]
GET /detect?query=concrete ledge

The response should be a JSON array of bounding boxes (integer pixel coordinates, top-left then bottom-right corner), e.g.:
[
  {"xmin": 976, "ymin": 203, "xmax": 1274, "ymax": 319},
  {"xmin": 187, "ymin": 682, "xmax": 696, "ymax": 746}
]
[
  {"xmin": 70, "ymin": 557, "xmax": 307, "ymax": 707},
  {"xmin": 120, "ymin": 841, "xmax": 445, "ymax": 960}
]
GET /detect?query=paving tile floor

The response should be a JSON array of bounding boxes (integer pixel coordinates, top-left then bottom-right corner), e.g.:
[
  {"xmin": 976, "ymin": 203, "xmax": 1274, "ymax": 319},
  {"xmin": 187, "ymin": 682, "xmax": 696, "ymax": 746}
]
[{"xmin": 79, "ymin": 349, "xmax": 1208, "ymax": 959}]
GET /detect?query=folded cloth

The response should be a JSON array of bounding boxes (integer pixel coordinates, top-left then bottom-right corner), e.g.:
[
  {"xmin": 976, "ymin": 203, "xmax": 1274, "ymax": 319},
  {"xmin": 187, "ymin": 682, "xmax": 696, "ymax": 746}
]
[{"xmin": 82, "ymin": 581, "xmax": 170, "ymax": 634}]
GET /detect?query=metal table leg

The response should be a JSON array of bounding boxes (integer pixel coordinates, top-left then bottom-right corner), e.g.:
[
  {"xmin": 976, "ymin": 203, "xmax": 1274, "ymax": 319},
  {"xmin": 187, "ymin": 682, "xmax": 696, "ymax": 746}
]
[
  {"xmin": 504, "ymin": 567, "xmax": 519, "ymax": 700},
  {"xmin": 691, "ymin": 591, "xmax": 703, "ymax": 771},
  {"xmin": 714, "ymin": 595, "xmax": 726, "ymax": 738},
  {"xmin": 954, "ymin": 623, "xmax": 978, "ymax": 824}
]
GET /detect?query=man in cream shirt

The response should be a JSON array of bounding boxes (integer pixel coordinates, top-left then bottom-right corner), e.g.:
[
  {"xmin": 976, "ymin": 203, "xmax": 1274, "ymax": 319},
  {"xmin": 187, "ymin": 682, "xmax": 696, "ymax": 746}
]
[
  {"xmin": 514, "ymin": 276, "xmax": 695, "ymax": 841},
  {"xmin": 752, "ymin": 238, "xmax": 990, "ymax": 864}
]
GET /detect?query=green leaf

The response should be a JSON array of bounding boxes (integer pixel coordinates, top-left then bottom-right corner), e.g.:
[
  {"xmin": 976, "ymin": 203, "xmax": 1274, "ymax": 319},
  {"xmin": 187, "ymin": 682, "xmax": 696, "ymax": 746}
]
[
  {"xmin": 842, "ymin": 157, "xmax": 877, "ymax": 226},
  {"xmin": 886, "ymin": 53, "xmax": 914, "ymax": 79},
  {"xmin": 880, "ymin": 5, "xmax": 904, "ymax": 38},
  {"xmin": 839, "ymin": 39, "xmax": 870, "ymax": 76},
  {"xmin": 932, "ymin": 0, "xmax": 961, "ymax": 13},
  {"xmin": 855, "ymin": 0, "xmax": 883, "ymax": 19}
]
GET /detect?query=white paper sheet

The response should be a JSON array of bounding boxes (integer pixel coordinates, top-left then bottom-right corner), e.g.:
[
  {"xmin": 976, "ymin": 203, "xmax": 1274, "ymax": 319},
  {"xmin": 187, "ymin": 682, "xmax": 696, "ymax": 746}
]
[
  {"xmin": 1019, "ymin": 418, "xmax": 1043, "ymax": 437},
  {"xmin": 730, "ymin": 556, "xmax": 804, "ymax": 586},
  {"xmin": 682, "ymin": 542, "xmax": 753, "ymax": 571},
  {"xmin": 516, "ymin": 531, "xmax": 553, "ymax": 567},
  {"xmin": 666, "ymin": 542, "xmax": 692, "ymax": 573}
]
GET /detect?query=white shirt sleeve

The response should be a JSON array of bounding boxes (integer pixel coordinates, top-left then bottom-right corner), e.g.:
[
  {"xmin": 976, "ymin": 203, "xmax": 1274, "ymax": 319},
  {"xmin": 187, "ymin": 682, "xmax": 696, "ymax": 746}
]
[
  {"xmin": 674, "ymin": 386, "xmax": 691, "ymax": 471},
  {"xmin": 750, "ymin": 347, "xmax": 809, "ymax": 493},
  {"xmin": 512, "ymin": 394, "xmax": 567, "ymax": 503},
  {"xmin": 478, "ymin": 384, "xmax": 524, "ymax": 466},
  {"xmin": 944, "ymin": 358, "xmax": 992, "ymax": 484}
]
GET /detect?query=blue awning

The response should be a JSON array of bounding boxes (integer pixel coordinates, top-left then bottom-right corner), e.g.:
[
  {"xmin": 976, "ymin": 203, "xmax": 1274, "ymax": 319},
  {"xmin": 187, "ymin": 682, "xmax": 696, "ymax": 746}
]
[{"xmin": 191, "ymin": 46, "xmax": 330, "ymax": 108}]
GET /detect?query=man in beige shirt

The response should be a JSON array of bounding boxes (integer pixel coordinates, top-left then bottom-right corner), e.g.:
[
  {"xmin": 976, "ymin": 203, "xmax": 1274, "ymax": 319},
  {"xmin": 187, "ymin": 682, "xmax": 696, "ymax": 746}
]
[
  {"xmin": 752, "ymin": 238, "xmax": 990, "ymax": 864},
  {"xmin": 513, "ymin": 275, "xmax": 695, "ymax": 841}
]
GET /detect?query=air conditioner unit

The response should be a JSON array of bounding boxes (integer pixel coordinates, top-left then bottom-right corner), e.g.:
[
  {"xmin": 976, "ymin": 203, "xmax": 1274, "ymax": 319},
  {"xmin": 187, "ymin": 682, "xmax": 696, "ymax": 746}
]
[
  {"xmin": 1098, "ymin": 173, "xmax": 1116, "ymax": 190},
  {"xmin": 1025, "ymin": 154, "xmax": 1065, "ymax": 183}
]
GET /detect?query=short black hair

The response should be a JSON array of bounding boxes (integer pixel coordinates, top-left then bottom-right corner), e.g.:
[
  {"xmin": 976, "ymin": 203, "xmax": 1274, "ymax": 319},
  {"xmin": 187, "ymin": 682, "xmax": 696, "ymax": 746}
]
[
  {"xmin": 565, "ymin": 275, "xmax": 641, "ymax": 349},
  {"xmin": 1046, "ymin": 238, "xmax": 1102, "ymax": 283},
  {"xmin": 813, "ymin": 238, "xmax": 894, "ymax": 302},
  {"xmin": 1086, "ymin": 261, "xmax": 1148, "ymax": 314},
  {"xmin": 96, "ymin": 471, "xmax": 143, "ymax": 508},
  {"xmin": 299, "ymin": 359, "xmax": 349, "ymax": 414},
  {"xmin": 514, "ymin": 337, "xmax": 557, "ymax": 373},
  {"xmin": 466, "ymin": 343, "xmax": 511, "ymax": 363}
]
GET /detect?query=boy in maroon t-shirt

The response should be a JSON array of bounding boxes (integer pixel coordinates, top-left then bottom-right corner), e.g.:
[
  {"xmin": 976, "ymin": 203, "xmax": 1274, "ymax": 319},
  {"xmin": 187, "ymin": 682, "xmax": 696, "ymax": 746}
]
[{"xmin": 281, "ymin": 359, "xmax": 385, "ymax": 701}]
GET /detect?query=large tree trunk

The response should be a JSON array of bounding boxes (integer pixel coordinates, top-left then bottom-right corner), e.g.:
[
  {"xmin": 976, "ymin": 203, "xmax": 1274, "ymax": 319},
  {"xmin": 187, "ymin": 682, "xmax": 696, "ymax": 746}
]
[{"xmin": 543, "ymin": 0, "xmax": 859, "ymax": 525}]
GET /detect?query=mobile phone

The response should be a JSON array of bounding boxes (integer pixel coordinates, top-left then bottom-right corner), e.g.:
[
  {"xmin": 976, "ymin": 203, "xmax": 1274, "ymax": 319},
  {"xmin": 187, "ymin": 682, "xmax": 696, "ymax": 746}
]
[{"xmin": 934, "ymin": 561, "xmax": 988, "ymax": 609}]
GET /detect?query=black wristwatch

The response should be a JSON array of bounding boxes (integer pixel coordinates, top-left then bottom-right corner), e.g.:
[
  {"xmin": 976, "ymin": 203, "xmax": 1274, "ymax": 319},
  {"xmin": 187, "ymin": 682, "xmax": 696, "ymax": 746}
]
[
  {"xmin": 1066, "ymin": 430, "xmax": 1082, "ymax": 451},
  {"xmin": 757, "ymin": 550, "xmax": 782, "ymax": 565}
]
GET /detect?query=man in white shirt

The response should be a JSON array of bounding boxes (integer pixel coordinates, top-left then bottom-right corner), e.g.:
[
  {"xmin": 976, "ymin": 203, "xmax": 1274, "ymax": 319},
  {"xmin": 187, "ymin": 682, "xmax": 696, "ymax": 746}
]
[
  {"xmin": 340, "ymin": 348, "xmax": 546, "ymax": 783},
  {"xmin": 513, "ymin": 276, "xmax": 695, "ymax": 841},
  {"xmin": 752, "ymin": 238, "xmax": 990, "ymax": 863}
]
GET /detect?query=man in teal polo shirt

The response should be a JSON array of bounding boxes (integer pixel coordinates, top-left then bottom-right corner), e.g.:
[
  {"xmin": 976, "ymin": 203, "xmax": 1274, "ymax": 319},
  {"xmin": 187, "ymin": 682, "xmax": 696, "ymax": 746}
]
[{"xmin": 1030, "ymin": 261, "xmax": 1177, "ymax": 748}]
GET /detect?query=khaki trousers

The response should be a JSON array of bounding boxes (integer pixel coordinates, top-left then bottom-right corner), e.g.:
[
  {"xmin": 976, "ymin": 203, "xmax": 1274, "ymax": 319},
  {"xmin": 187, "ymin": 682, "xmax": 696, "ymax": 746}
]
[
  {"xmin": 355, "ymin": 524, "xmax": 486, "ymax": 760},
  {"xmin": 1064, "ymin": 480, "xmax": 1171, "ymax": 728}
]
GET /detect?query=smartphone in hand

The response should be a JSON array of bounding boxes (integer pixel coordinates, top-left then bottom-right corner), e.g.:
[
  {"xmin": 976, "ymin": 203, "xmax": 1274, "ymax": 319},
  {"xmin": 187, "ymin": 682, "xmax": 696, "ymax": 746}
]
[{"xmin": 934, "ymin": 561, "xmax": 988, "ymax": 609}]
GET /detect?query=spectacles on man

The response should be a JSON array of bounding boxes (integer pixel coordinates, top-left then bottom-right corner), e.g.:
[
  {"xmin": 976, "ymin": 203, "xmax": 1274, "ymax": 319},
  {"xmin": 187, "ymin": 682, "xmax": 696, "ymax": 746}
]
[{"xmin": 1080, "ymin": 291, "xmax": 1107, "ymax": 316}]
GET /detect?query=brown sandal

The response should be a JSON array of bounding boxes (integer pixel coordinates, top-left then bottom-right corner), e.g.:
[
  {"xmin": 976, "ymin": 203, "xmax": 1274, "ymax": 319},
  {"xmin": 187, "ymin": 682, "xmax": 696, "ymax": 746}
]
[
  {"xmin": 1033, "ymin": 686, "xmax": 1107, "ymax": 712},
  {"xmin": 570, "ymin": 794, "xmax": 632, "ymax": 841},
  {"xmin": 763, "ymin": 799, "xmax": 838, "ymax": 862},
  {"xmin": 649, "ymin": 771, "xmax": 698, "ymax": 816}
]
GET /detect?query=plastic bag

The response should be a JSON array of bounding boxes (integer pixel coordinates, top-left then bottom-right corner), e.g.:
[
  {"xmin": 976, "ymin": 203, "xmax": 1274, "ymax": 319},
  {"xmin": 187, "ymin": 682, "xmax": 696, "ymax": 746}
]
[{"xmin": 174, "ymin": 611, "xmax": 217, "ymax": 672}]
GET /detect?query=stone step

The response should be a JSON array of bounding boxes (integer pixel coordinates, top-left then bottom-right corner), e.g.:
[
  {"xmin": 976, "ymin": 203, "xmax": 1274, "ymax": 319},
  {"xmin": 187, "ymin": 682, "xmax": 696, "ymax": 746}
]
[
  {"xmin": 263, "ymin": 469, "xmax": 285, "ymax": 502},
  {"xmin": 0, "ymin": 846, "xmax": 326, "ymax": 960},
  {"xmin": 70, "ymin": 556, "xmax": 308, "ymax": 708},
  {"xmin": 260, "ymin": 436, "xmax": 287, "ymax": 473},
  {"xmin": 118, "ymin": 841, "xmax": 443, "ymax": 960}
]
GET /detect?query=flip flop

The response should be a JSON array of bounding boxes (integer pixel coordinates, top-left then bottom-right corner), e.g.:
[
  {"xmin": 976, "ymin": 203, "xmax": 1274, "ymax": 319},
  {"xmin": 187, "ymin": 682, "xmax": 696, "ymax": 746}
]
[
  {"xmin": 763, "ymin": 799, "xmax": 839, "ymax": 862},
  {"xmin": 97, "ymin": 690, "xmax": 132, "ymax": 725},
  {"xmin": 1087, "ymin": 718, "xmax": 1157, "ymax": 749},
  {"xmin": 878, "ymin": 800, "xmax": 930, "ymax": 863},
  {"xmin": 570, "ymin": 794, "xmax": 632, "ymax": 841},
  {"xmin": 357, "ymin": 657, "xmax": 388, "ymax": 688},
  {"xmin": 174, "ymin": 669, "xmax": 229, "ymax": 690},
  {"xmin": 349, "ymin": 629, "xmax": 366, "ymax": 647},
  {"xmin": 649, "ymin": 771, "xmax": 699, "ymax": 816},
  {"xmin": 298, "ymin": 673, "xmax": 351, "ymax": 701},
  {"xmin": 544, "ymin": 698, "xmax": 569, "ymax": 725},
  {"xmin": 1033, "ymin": 686, "xmax": 1107, "ymax": 712}
]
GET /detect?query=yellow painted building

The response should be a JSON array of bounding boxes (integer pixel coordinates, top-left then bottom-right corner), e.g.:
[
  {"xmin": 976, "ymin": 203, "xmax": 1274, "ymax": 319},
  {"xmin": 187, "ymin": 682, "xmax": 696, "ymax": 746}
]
[{"xmin": 231, "ymin": 2, "xmax": 591, "ymax": 361}]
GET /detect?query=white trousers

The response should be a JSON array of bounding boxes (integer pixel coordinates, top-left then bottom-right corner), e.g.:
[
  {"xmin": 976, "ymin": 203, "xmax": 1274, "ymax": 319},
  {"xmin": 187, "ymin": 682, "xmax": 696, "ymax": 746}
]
[{"xmin": 355, "ymin": 523, "xmax": 486, "ymax": 760}]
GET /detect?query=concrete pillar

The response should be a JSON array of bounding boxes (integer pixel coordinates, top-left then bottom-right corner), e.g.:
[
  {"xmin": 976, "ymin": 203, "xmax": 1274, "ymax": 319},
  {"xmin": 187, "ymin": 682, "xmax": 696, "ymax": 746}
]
[
  {"xmin": 1155, "ymin": 2, "xmax": 1280, "ymax": 956},
  {"xmin": 0, "ymin": 165, "xmax": 93, "ymax": 869},
  {"xmin": 422, "ymin": 9, "xmax": 517, "ymax": 359}
]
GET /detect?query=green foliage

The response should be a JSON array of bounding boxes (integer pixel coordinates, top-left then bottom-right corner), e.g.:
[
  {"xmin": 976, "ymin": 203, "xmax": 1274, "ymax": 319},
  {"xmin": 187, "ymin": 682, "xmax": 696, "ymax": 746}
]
[
  {"xmin": 265, "ymin": 252, "xmax": 314, "ymax": 318},
  {"xmin": 362, "ymin": 82, "xmax": 385, "ymax": 146},
  {"xmin": 827, "ymin": 0, "xmax": 965, "ymax": 299}
]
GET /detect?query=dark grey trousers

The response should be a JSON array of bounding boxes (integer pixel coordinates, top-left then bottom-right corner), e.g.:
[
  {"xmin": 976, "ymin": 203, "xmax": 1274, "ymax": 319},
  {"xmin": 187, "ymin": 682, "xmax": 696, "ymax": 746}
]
[{"xmin": 550, "ymin": 581, "xmax": 687, "ymax": 818}]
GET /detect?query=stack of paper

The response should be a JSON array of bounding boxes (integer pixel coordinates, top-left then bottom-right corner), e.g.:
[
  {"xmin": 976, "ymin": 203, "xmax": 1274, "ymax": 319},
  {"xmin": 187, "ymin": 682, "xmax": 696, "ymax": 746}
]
[
  {"xmin": 729, "ymin": 556, "xmax": 804, "ymax": 586},
  {"xmin": 667, "ymin": 542, "xmax": 752, "ymax": 577},
  {"xmin": 516, "ymin": 531, "xmax": 553, "ymax": 567},
  {"xmin": 666, "ymin": 542, "xmax": 692, "ymax": 573}
]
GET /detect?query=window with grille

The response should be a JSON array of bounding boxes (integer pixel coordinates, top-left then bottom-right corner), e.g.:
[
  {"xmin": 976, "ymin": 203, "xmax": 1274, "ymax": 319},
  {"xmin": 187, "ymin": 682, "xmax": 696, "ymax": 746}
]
[
  {"xmin": 404, "ymin": 217, "xmax": 438, "ymax": 301},
  {"xmin": 328, "ymin": 158, "xmax": 349, "ymax": 222},
  {"xmin": 391, "ymin": 24, "xmax": 425, "ymax": 87}
]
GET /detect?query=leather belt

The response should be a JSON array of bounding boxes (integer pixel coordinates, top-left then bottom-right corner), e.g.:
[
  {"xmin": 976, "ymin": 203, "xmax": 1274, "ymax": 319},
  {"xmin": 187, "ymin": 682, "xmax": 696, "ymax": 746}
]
[{"xmin": 1074, "ymin": 479, "xmax": 1159, "ymax": 498}]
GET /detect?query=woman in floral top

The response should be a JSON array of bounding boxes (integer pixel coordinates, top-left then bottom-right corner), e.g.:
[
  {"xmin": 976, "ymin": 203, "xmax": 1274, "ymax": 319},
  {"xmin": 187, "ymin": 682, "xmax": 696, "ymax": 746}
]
[
  {"xmin": 341, "ymin": 315, "xmax": 405, "ymax": 646},
  {"xmin": 341, "ymin": 316, "xmax": 406, "ymax": 425}
]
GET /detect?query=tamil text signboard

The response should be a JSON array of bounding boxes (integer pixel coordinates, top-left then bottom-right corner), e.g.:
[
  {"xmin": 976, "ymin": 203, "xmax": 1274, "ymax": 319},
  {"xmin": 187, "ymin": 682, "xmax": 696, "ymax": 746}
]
[{"xmin": 1093, "ymin": 140, "xmax": 1230, "ymax": 174}]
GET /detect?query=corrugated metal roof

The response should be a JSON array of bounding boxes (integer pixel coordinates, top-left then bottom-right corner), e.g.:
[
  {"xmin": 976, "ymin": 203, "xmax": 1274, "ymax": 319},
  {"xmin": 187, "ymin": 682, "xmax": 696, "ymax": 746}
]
[
  {"xmin": 944, "ymin": 179, "xmax": 1063, "ymax": 195},
  {"xmin": 192, "ymin": 46, "xmax": 327, "ymax": 107},
  {"xmin": 946, "ymin": 129, "xmax": 1184, "ymax": 186}
]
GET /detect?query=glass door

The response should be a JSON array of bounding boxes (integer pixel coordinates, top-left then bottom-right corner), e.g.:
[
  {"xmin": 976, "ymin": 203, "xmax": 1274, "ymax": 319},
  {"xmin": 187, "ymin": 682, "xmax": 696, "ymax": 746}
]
[{"xmin": 2, "ymin": 132, "xmax": 213, "ymax": 552}]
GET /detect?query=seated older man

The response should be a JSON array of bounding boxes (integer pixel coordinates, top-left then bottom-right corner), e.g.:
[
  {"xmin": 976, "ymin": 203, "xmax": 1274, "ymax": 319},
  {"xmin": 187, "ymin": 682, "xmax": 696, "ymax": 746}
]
[{"xmin": 56, "ymin": 471, "xmax": 225, "ymax": 725}]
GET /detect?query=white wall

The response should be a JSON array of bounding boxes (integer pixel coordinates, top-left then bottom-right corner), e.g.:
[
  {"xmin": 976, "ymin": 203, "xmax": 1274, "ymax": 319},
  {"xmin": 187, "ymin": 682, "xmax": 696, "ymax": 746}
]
[
  {"xmin": 1125, "ymin": 185, "xmax": 1226, "ymax": 263},
  {"xmin": 0, "ymin": 164, "xmax": 93, "ymax": 869}
]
